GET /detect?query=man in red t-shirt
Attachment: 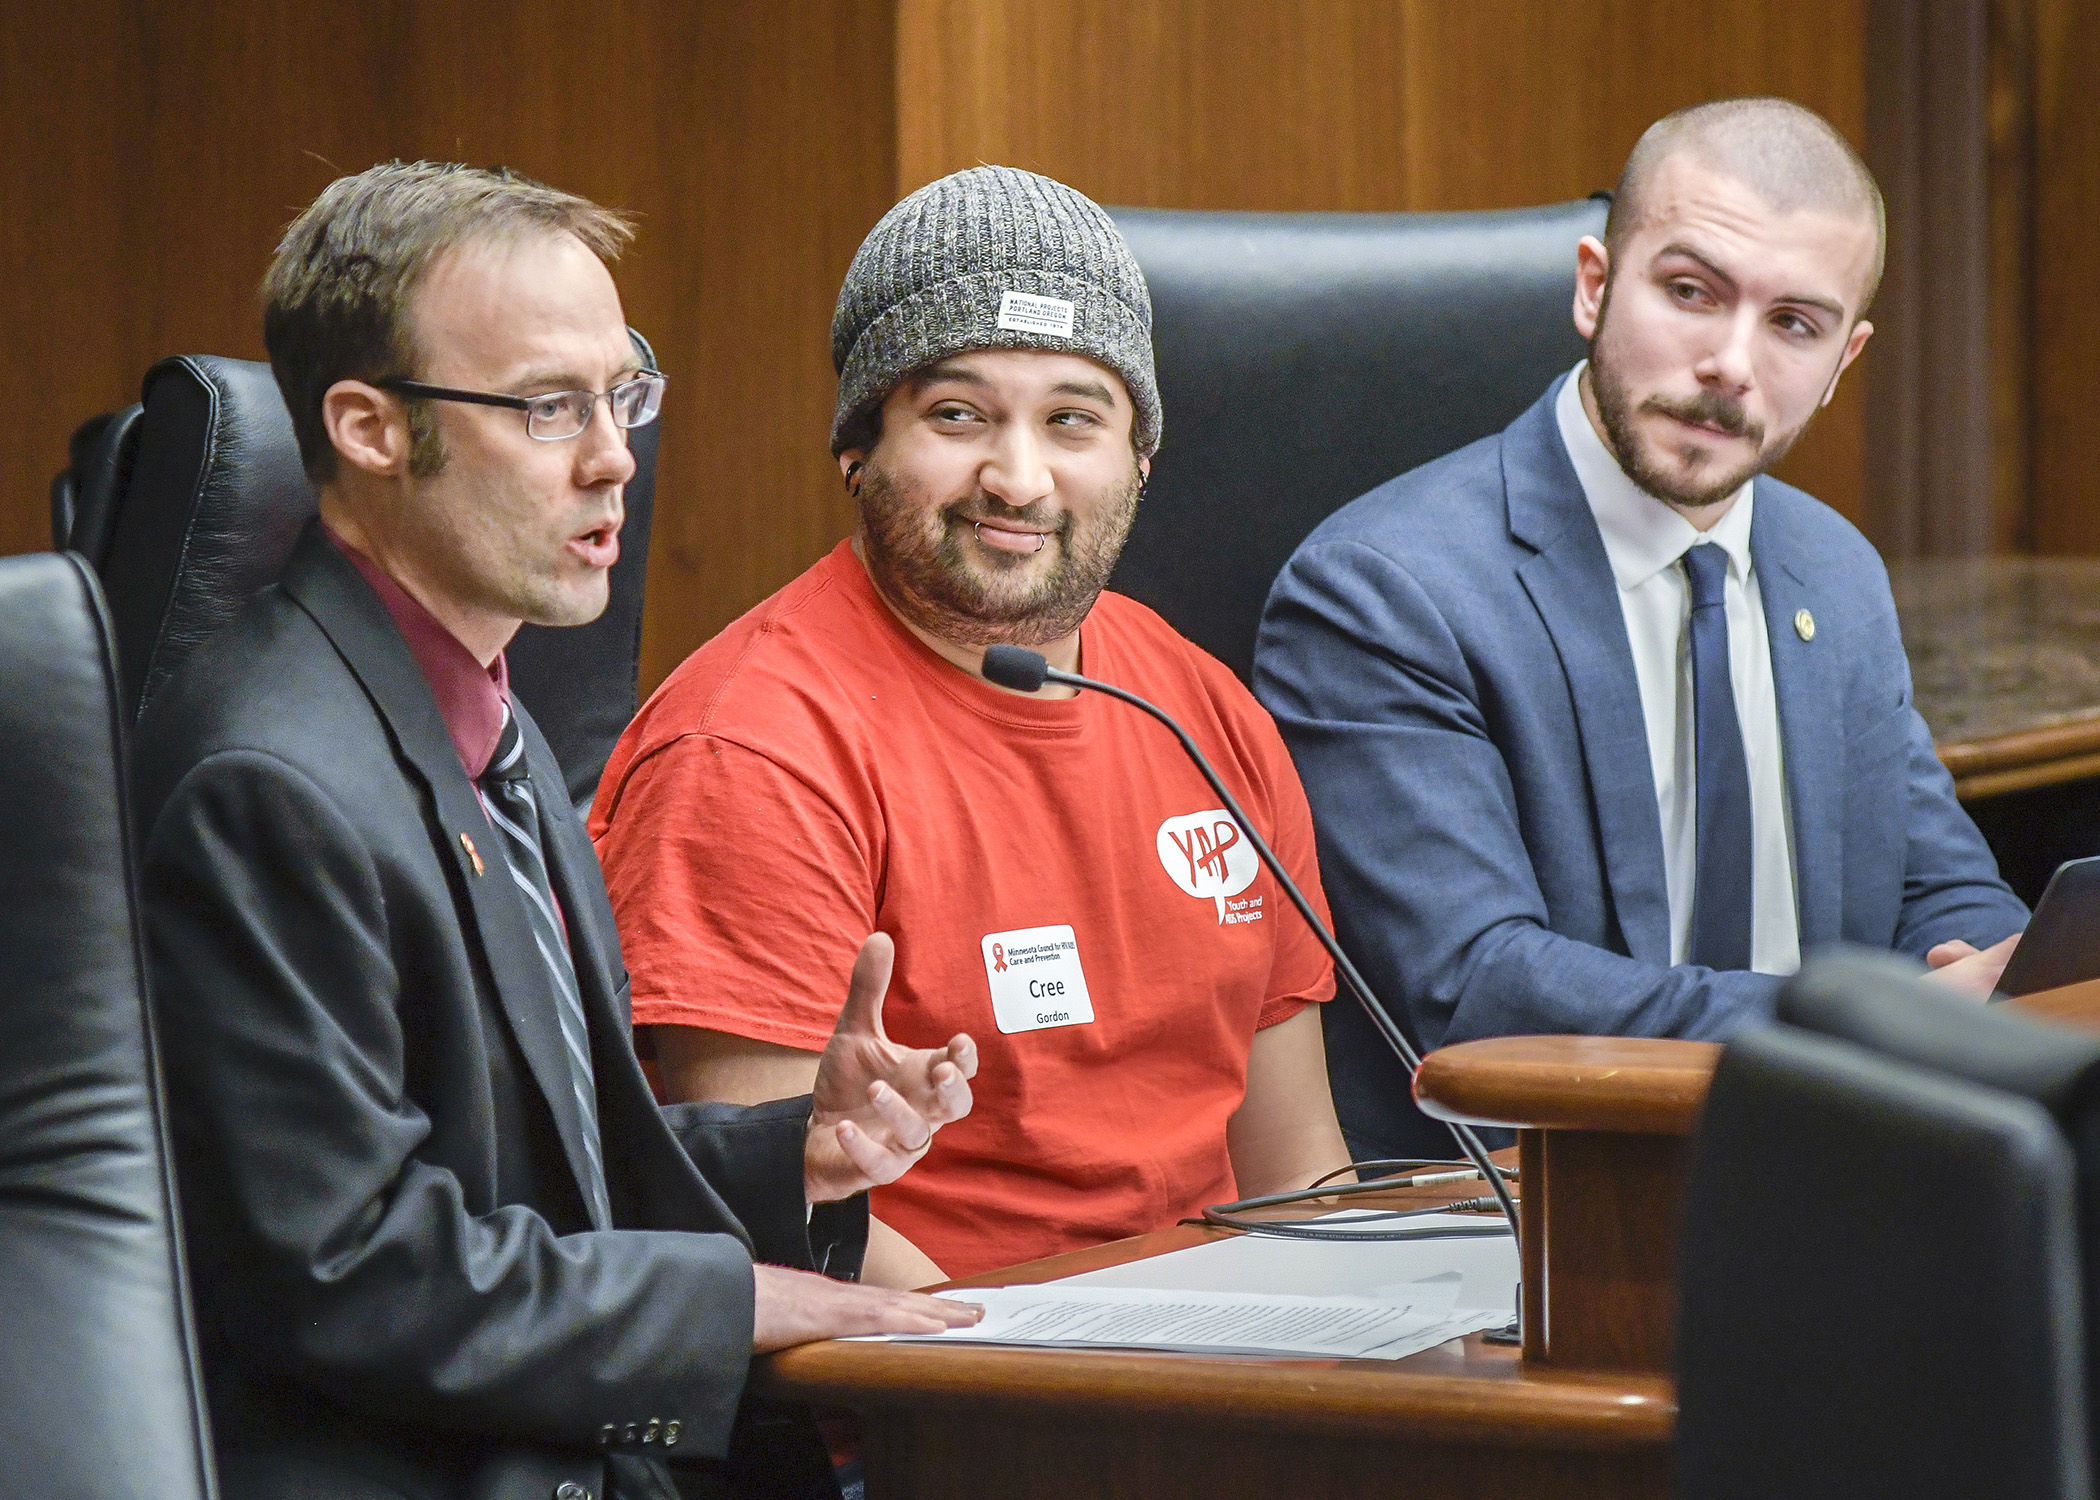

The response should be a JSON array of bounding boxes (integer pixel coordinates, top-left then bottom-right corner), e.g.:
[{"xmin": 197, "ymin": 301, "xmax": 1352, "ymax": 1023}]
[{"xmin": 593, "ymin": 166, "xmax": 1350, "ymax": 1284}]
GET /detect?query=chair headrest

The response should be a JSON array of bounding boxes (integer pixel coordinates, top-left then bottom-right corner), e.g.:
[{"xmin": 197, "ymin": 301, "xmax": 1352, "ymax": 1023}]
[
  {"xmin": 52, "ymin": 403, "xmax": 145, "ymax": 568},
  {"xmin": 102, "ymin": 355, "xmax": 312, "ymax": 720},
  {"xmin": 1106, "ymin": 197, "xmax": 1606, "ymax": 679}
]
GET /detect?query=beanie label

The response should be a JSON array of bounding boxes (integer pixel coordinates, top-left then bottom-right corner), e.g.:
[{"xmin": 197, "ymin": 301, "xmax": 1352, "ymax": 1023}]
[{"xmin": 995, "ymin": 291, "xmax": 1076, "ymax": 339}]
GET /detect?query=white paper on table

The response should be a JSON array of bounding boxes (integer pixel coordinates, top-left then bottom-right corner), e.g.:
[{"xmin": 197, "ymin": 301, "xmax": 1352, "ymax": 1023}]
[
  {"xmin": 859, "ymin": 1272, "xmax": 1511, "ymax": 1360},
  {"xmin": 1061, "ymin": 1210, "xmax": 1520, "ymax": 1309}
]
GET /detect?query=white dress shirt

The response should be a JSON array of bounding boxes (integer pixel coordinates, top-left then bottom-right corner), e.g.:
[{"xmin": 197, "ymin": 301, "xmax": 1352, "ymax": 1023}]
[{"xmin": 1553, "ymin": 365, "xmax": 1801, "ymax": 975}]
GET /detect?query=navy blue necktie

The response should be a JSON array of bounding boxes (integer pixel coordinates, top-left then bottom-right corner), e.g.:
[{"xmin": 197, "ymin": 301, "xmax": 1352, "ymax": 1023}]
[{"xmin": 1683, "ymin": 544, "xmax": 1754, "ymax": 972}]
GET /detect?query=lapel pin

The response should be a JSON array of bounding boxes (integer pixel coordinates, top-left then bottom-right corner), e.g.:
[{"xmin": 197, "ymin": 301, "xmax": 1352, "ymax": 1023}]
[
  {"xmin": 1794, "ymin": 609, "xmax": 1816, "ymax": 642},
  {"xmin": 460, "ymin": 832, "xmax": 485, "ymax": 877}
]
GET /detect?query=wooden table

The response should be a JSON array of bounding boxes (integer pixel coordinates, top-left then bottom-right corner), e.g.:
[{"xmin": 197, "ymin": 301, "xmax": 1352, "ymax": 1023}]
[
  {"xmin": 1894, "ymin": 556, "xmax": 2100, "ymax": 798},
  {"xmin": 761, "ymin": 978, "xmax": 2100, "ymax": 1499},
  {"xmin": 1410, "ymin": 977, "xmax": 2100, "ymax": 1385},
  {"xmin": 760, "ymin": 1175, "xmax": 1672, "ymax": 1500}
]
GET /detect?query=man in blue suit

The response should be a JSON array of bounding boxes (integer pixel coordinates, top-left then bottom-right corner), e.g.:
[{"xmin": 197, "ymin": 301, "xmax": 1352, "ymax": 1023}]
[{"xmin": 1256, "ymin": 97, "xmax": 2028, "ymax": 1159}]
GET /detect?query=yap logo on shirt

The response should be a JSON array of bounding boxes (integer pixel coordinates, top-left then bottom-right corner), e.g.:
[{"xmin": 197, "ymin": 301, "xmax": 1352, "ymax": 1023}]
[{"xmin": 1155, "ymin": 810, "xmax": 1262, "ymax": 925}]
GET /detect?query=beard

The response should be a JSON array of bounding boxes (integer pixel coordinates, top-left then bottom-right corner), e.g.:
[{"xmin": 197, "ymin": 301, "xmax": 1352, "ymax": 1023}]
[
  {"xmin": 855, "ymin": 457, "xmax": 1141, "ymax": 649},
  {"xmin": 1588, "ymin": 282, "xmax": 1813, "ymax": 514}
]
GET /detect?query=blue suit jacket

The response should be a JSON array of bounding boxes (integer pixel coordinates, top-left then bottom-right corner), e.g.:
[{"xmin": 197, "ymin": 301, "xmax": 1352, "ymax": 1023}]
[{"xmin": 1254, "ymin": 379, "xmax": 2027, "ymax": 1157}]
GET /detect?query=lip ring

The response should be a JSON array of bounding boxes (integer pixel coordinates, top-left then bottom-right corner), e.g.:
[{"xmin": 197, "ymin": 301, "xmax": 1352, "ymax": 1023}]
[{"xmin": 975, "ymin": 520, "xmax": 1045, "ymax": 553}]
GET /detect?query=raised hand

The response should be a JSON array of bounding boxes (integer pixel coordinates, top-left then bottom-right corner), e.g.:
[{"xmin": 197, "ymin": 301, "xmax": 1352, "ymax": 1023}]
[{"xmin": 804, "ymin": 933, "xmax": 978, "ymax": 1202}]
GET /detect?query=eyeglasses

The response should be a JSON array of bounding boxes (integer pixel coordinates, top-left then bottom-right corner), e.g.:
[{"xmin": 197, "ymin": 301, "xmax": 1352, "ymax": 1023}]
[{"xmin": 374, "ymin": 371, "xmax": 666, "ymax": 441}]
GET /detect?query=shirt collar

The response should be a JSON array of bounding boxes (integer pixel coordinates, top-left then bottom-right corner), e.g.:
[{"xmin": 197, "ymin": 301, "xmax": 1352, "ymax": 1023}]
[
  {"xmin": 1554, "ymin": 362, "xmax": 1755, "ymax": 590},
  {"xmin": 322, "ymin": 524, "xmax": 510, "ymax": 779}
]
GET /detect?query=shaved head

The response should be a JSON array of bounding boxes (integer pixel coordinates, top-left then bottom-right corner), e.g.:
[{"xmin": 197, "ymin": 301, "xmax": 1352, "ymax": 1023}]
[{"xmin": 1605, "ymin": 97, "xmax": 1885, "ymax": 312}]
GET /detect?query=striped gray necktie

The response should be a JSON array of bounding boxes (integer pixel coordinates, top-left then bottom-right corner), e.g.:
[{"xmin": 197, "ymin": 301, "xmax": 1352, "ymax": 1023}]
[{"xmin": 478, "ymin": 704, "xmax": 614, "ymax": 1230}]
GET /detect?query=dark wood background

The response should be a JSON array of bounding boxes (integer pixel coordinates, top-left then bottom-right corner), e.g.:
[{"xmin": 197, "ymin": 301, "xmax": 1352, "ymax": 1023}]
[{"xmin": 3, "ymin": 0, "xmax": 2089, "ymax": 690}]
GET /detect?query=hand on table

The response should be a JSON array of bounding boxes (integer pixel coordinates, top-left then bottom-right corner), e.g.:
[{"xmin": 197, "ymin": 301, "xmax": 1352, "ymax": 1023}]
[
  {"xmin": 752, "ymin": 1262, "xmax": 981, "ymax": 1353},
  {"xmin": 804, "ymin": 933, "xmax": 977, "ymax": 1203},
  {"xmin": 1922, "ymin": 933, "xmax": 2021, "ymax": 1000}
]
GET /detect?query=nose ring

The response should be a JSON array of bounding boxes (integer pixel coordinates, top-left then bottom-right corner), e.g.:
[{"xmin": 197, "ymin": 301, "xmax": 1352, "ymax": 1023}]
[{"xmin": 976, "ymin": 521, "xmax": 1045, "ymax": 553}]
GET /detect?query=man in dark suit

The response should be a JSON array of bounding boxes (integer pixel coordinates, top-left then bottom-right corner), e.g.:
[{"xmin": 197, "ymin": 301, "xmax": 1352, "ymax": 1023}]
[
  {"xmin": 131, "ymin": 162, "xmax": 981, "ymax": 1500},
  {"xmin": 1255, "ymin": 98, "xmax": 2029, "ymax": 1160}
]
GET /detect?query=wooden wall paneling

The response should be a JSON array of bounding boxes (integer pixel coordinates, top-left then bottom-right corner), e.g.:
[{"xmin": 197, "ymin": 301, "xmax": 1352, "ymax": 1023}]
[
  {"xmin": 896, "ymin": 0, "xmax": 1413, "ymax": 210},
  {"xmin": 637, "ymin": 0, "xmax": 898, "ymax": 690},
  {"xmin": 894, "ymin": 0, "xmax": 1871, "ymax": 526},
  {"xmin": 1863, "ymin": 0, "xmax": 2000, "ymax": 559},
  {"xmin": 0, "ymin": 0, "xmax": 143, "ymax": 557},
  {"xmin": 1988, "ymin": 0, "xmax": 2035, "ymax": 553},
  {"xmin": 120, "ymin": 1, "xmax": 406, "ymax": 365},
  {"xmin": 2, "ymin": 1, "xmax": 403, "ymax": 558},
  {"xmin": 384, "ymin": 4, "xmax": 674, "ymax": 220},
  {"xmin": 1385, "ymin": 3, "xmax": 1869, "ymax": 224},
  {"xmin": 2031, "ymin": 0, "xmax": 2100, "ymax": 554}
]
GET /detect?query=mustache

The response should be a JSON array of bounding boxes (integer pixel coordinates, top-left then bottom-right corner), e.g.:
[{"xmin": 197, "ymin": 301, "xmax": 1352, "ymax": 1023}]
[
  {"xmin": 1643, "ymin": 388, "xmax": 1764, "ymax": 444},
  {"xmin": 942, "ymin": 495, "xmax": 1071, "ymax": 537}
]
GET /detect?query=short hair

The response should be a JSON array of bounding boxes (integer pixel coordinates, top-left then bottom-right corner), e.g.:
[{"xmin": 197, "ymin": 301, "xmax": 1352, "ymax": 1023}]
[
  {"xmin": 1603, "ymin": 97, "xmax": 1885, "ymax": 313},
  {"xmin": 263, "ymin": 161, "xmax": 634, "ymax": 480}
]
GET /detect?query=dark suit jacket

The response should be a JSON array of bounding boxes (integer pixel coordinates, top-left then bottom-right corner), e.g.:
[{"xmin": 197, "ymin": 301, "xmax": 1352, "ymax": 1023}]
[
  {"xmin": 132, "ymin": 524, "xmax": 863, "ymax": 1500},
  {"xmin": 1256, "ymin": 379, "xmax": 2028, "ymax": 1158}
]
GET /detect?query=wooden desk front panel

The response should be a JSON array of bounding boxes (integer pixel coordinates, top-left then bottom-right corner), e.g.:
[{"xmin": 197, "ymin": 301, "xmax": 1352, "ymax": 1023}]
[
  {"xmin": 862, "ymin": 1406, "xmax": 1666, "ymax": 1500},
  {"xmin": 1521, "ymin": 1129, "xmax": 1689, "ymax": 1373}
]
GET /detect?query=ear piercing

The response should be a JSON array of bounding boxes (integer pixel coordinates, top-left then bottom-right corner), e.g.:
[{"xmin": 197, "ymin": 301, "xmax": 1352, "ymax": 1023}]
[{"xmin": 845, "ymin": 462, "xmax": 864, "ymax": 497}]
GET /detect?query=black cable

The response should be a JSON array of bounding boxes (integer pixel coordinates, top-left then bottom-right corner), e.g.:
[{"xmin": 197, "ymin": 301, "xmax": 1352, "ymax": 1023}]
[
  {"xmin": 1200, "ymin": 1160, "xmax": 1518, "ymax": 1242},
  {"xmin": 1201, "ymin": 1194, "xmax": 1515, "ymax": 1243},
  {"xmin": 1317, "ymin": 1157, "xmax": 1467, "ymax": 1185},
  {"xmin": 1213, "ymin": 1158, "xmax": 1514, "ymax": 1216},
  {"xmin": 994, "ymin": 655, "xmax": 1522, "ymax": 1247},
  {"xmin": 1317, "ymin": 1157, "xmax": 1519, "ymax": 1188}
]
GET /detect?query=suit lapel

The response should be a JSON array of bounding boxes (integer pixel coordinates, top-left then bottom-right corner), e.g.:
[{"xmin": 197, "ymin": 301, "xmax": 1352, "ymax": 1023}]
[
  {"xmin": 1505, "ymin": 387, "xmax": 1674, "ymax": 965},
  {"xmin": 278, "ymin": 524, "xmax": 609, "ymax": 1221},
  {"xmin": 1749, "ymin": 486, "xmax": 1843, "ymax": 949}
]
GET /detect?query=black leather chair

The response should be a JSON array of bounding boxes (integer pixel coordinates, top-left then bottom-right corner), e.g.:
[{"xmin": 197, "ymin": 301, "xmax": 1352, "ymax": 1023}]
[
  {"xmin": 0, "ymin": 551, "xmax": 216, "ymax": 1500},
  {"xmin": 1677, "ymin": 950, "xmax": 2100, "ymax": 1500},
  {"xmin": 1106, "ymin": 196, "xmax": 1607, "ymax": 682},
  {"xmin": 52, "ymin": 403, "xmax": 145, "ymax": 572},
  {"xmin": 61, "ymin": 338, "xmax": 662, "ymax": 814}
]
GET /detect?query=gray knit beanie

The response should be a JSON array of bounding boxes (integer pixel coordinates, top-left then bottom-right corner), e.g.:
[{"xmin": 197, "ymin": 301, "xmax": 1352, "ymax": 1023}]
[{"xmin": 830, "ymin": 166, "xmax": 1161, "ymax": 458}]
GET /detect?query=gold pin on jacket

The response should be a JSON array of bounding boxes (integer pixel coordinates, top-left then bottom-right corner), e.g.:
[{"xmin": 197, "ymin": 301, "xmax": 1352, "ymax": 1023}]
[
  {"xmin": 460, "ymin": 832, "xmax": 485, "ymax": 876},
  {"xmin": 1794, "ymin": 609, "xmax": 1816, "ymax": 642}
]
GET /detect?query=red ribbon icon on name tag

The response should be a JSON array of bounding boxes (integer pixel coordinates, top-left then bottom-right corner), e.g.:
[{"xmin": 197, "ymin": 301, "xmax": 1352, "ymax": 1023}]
[{"xmin": 992, "ymin": 943, "xmax": 1008, "ymax": 972}]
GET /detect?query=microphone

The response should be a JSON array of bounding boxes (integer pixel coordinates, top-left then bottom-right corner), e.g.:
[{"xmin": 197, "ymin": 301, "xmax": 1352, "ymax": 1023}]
[{"xmin": 978, "ymin": 644, "xmax": 1521, "ymax": 1245}]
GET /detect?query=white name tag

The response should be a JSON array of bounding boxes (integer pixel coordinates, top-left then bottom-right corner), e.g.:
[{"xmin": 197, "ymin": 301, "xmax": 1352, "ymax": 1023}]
[
  {"xmin": 995, "ymin": 290, "xmax": 1077, "ymax": 338},
  {"xmin": 981, "ymin": 924, "xmax": 1095, "ymax": 1034}
]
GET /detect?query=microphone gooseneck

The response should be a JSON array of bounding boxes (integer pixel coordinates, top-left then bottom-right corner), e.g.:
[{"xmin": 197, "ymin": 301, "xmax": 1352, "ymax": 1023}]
[{"xmin": 978, "ymin": 643, "xmax": 1521, "ymax": 1250}]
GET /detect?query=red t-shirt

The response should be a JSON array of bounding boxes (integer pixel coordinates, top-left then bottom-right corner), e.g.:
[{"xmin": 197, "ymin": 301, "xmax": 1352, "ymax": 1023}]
[{"xmin": 591, "ymin": 542, "xmax": 1334, "ymax": 1276}]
